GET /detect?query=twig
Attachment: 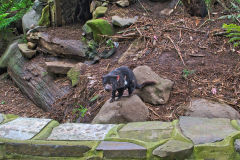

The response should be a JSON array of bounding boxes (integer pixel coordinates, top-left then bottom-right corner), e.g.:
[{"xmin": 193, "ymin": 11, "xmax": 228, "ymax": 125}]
[
  {"xmin": 147, "ymin": 106, "xmax": 161, "ymax": 119},
  {"xmin": 197, "ymin": 19, "xmax": 214, "ymax": 29},
  {"xmin": 176, "ymin": 26, "xmax": 207, "ymax": 34},
  {"xmin": 136, "ymin": 27, "xmax": 143, "ymax": 37},
  {"xmin": 174, "ymin": 0, "xmax": 181, "ymax": 9},
  {"xmin": 165, "ymin": 34, "xmax": 186, "ymax": 66},
  {"xmin": 137, "ymin": 0, "xmax": 149, "ymax": 15}
]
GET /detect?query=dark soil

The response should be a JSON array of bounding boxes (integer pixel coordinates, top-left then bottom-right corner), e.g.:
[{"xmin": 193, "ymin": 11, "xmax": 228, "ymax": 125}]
[{"xmin": 0, "ymin": 1, "xmax": 239, "ymax": 122}]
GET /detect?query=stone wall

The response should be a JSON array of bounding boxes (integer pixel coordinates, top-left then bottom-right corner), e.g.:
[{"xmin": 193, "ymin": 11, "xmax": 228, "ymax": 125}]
[{"xmin": 0, "ymin": 113, "xmax": 240, "ymax": 159}]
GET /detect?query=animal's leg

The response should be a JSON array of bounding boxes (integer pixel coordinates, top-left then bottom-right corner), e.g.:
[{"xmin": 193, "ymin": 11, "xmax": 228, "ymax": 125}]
[
  {"xmin": 116, "ymin": 88, "xmax": 124, "ymax": 100},
  {"xmin": 128, "ymin": 86, "xmax": 134, "ymax": 96},
  {"xmin": 110, "ymin": 90, "xmax": 116, "ymax": 103}
]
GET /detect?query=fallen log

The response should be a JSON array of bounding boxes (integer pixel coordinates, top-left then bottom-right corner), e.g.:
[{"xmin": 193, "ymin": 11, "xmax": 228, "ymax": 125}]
[{"xmin": 7, "ymin": 47, "xmax": 69, "ymax": 111}]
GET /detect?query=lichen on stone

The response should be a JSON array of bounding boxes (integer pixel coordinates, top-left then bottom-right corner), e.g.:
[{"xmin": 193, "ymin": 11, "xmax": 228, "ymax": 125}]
[{"xmin": 38, "ymin": 5, "xmax": 50, "ymax": 27}]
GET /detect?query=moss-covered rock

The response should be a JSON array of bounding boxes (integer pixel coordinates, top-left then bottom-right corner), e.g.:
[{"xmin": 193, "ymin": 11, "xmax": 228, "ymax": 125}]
[
  {"xmin": 38, "ymin": 5, "xmax": 50, "ymax": 27},
  {"xmin": 93, "ymin": 6, "xmax": 107, "ymax": 19},
  {"xmin": 86, "ymin": 19, "xmax": 113, "ymax": 42},
  {"xmin": 67, "ymin": 63, "xmax": 87, "ymax": 87}
]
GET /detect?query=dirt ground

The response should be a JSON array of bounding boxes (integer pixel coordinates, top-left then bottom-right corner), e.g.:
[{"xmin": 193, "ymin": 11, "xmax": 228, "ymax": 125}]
[{"xmin": 0, "ymin": 1, "xmax": 239, "ymax": 123}]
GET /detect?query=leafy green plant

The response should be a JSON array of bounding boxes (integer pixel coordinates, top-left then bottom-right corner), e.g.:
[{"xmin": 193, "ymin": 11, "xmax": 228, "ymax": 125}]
[
  {"xmin": 1, "ymin": 101, "xmax": 5, "ymax": 105},
  {"xmin": 182, "ymin": 69, "xmax": 195, "ymax": 79},
  {"xmin": 72, "ymin": 104, "xmax": 88, "ymax": 118},
  {"xmin": 106, "ymin": 39, "xmax": 114, "ymax": 49},
  {"xmin": 223, "ymin": 23, "xmax": 240, "ymax": 47},
  {"xmin": 0, "ymin": 0, "xmax": 33, "ymax": 30}
]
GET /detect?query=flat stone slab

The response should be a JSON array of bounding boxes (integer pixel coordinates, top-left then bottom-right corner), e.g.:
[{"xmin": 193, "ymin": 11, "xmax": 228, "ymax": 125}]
[
  {"xmin": 48, "ymin": 123, "xmax": 115, "ymax": 141},
  {"xmin": 18, "ymin": 43, "xmax": 36, "ymax": 58},
  {"xmin": 96, "ymin": 141, "xmax": 146, "ymax": 159},
  {"xmin": 5, "ymin": 142, "xmax": 90, "ymax": 157},
  {"xmin": 118, "ymin": 121, "xmax": 173, "ymax": 142},
  {"xmin": 179, "ymin": 116, "xmax": 237, "ymax": 145},
  {"xmin": 153, "ymin": 140, "xmax": 193, "ymax": 159},
  {"xmin": 45, "ymin": 61, "xmax": 75, "ymax": 74},
  {"xmin": 0, "ymin": 114, "xmax": 4, "ymax": 124},
  {"xmin": 0, "ymin": 118, "xmax": 52, "ymax": 140}
]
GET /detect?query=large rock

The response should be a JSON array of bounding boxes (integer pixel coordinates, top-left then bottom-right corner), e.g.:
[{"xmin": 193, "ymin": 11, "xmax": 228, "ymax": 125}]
[
  {"xmin": 0, "ymin": 31, "xmax": 15, "ymax": 56},
  {"xmin": 86, "ymin": 19, "xmax": 113, "ymax": 42},
  {"xmin": 22, "ymin": 0, "xmax": 43, "ymax": 33},
  {"xmin": 179, "ymin": 116, "xmax": 237, "ymax": 145},
  {"xmin": 67, "ymin": 63, "xmax": 88, "ymax": 86},
  {"xmin": 185, "ymin": 99, "xmax": 240, "ymax": 120},
  {"xmin": 118, "ymin": 121, "xmax": 173, "ymax": 142},
  {"xmin": 112, "ymin": 16, "xmax": 138, "ymax": 27},
  {"xmin": 38, "ymin": 32, "xmax": 87, "ymax": 59},
  {"xmin": 0, "ymin": 40, "xmax": 19, "ymax": 68},
  {"xmin": 152, "ymin": 140, "xmax": 193, "ymax": 159},
  {"xmin": 133, "ymin": 65, "xmax": 174, "ymax": 105},
  {"xmin": 92, "ymin": 95, "xmax": 149, "ymax": 124}
]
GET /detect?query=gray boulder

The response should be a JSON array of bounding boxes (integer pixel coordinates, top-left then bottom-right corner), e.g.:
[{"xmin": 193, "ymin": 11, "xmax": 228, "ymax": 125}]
[
  {"xmin": 0, "ymin": 40, "xmax": 19, "ymax": 68},
  {"xmin": 92, "ymin": 95, "xmax": 149, "ymax": 124},
  {"xmin": 185, "ymin": 98, "xmax": 240, "ymax": 120},
  {"xmin": 22, "ymin": 4, "xmax": 41, "ymax": 33},
  {"xmin": 133, "ymin": 65, "xmax": 174, "ymax": 105},
  {"xmin": 112, "ymin": 16, "xmax": 138, "ymax": 27}
]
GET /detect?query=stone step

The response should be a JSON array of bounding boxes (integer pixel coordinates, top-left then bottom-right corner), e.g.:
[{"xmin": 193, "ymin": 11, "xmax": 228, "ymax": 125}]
[
  {"xmin": 45, "ymin": 61, "xmax": 76, "ymax": 74},
  {"xmin": 18, "ymin": 43, "xmax": 36, "ymax": 59},
  {"xmin": 96, "ymin": 141, "xmax": 147, "ymax": 159}
]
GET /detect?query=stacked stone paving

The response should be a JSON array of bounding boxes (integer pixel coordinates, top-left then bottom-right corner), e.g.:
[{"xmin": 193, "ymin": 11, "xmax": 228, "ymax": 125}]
[{"xmin": 0, "ymin": 114, "xmax": 240, "ymax": 159}]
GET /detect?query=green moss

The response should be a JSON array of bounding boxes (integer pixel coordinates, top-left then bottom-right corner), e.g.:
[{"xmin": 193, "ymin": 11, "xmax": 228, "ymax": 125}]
[
  {"xmin": 171, "ymin": 120, "xmax": 192, "ymax": 143},
  {"xmin": 38, "ymin": 5, "xmax": 50, "ymax": 27},
  {"xmin": 67, "ymin": 68, "xmax": 80, "ymax": 87},
  {"xmin": 231, "ymin": 120, "xmax": 240, "ymax": 130},
  {"xmin": 86, "ymin": 19, "xmax": 113, "ymax": 42},
  {"xmin": 32, "ymin": 120, "xmax": 59, "ymax": 140},
  {"xmin": 193, "ymin": 131, "xmax": 240, "ymax": 160},
  {"xmin": 104, "ymin": 124, "xmax": 125, "ymax": 139},
  {"xmin": 3, "ymin": 114, "xmax": 19, "ymax": 123}
]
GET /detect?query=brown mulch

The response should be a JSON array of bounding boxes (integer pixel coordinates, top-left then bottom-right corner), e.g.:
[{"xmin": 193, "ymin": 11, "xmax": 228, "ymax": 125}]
[{"xmin": 0, "ymin": 1, "xmax": 239, "ymax": 123}]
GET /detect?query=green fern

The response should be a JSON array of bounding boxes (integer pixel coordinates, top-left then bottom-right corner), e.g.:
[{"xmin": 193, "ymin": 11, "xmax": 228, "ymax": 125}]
[
  {"xmin": 223, "ymin": 23, "xmax": 240, "ymax": 47},
  {"xmin": 0, "ymin": 0, "xmax": 33, "ymax": 30}
]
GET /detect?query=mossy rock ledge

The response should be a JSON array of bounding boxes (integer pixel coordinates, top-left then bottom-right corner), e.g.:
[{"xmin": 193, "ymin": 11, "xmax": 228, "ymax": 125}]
[{"xmin": 0, "ymin": 115, "xmax": 240, "ymax": 159}]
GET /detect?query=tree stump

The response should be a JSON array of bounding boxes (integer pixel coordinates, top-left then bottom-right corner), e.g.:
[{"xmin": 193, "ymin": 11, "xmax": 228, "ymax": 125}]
[{"xmin": 181, "ymin": 0, "xmax": 208, "ymax": 18}]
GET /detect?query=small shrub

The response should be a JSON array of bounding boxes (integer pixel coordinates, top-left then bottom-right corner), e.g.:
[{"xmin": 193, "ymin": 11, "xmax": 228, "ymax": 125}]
[{"xmin": 72, "ymin": 104, "xmax": 88, "ymax": 118}]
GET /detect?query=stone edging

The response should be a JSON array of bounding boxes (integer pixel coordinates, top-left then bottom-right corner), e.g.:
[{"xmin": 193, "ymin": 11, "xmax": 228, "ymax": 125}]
[{"xmin": 0, "ymin": 113, "xmax": 240, "ymax": 159}]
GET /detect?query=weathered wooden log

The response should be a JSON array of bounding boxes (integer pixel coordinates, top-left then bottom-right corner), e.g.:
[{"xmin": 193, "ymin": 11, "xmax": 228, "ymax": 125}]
[{"xmin": 7, "ymin": 47, "xmax": 69, "ymax": 111}]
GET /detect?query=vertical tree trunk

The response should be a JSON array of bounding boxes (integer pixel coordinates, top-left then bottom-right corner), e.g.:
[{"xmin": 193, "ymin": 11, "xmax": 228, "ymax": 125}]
[{"xmin": 181, "ymin": 0, "xmax": 208, "ymax": 18}]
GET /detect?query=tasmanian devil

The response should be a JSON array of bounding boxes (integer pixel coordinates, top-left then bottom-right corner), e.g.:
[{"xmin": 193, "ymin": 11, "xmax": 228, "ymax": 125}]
[{"xmin": 102, "ymin": 66, "xmax": 155, "ymax": 103}]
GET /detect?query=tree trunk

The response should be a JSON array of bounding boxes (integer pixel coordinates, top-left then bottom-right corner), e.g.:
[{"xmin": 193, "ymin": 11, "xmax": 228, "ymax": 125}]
[
  {"xmin": 7, "ymin": 49, "xmax": 69, "ymax": 111},
  {"xmin": 181, "ymin": 0, "xmax": 208, "ymax": 18}
]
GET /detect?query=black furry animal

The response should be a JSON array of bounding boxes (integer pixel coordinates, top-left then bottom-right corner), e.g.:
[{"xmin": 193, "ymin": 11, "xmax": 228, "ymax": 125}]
[{"xmin": 102, "ymin": 66, "xmax": 155, "ymax": 103}]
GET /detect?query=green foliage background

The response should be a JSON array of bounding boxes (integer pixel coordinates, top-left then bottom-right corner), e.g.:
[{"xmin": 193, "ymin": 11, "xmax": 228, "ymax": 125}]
[{"xmin": 0, "ymin": 0, "xmax": 33, "ymax": 30}]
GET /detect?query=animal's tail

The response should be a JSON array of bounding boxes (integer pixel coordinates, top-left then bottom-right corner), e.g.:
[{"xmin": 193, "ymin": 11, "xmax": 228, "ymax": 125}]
[{"xmin": 136, "ymin": 81, "xmax": 156, "ymax": 89}]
